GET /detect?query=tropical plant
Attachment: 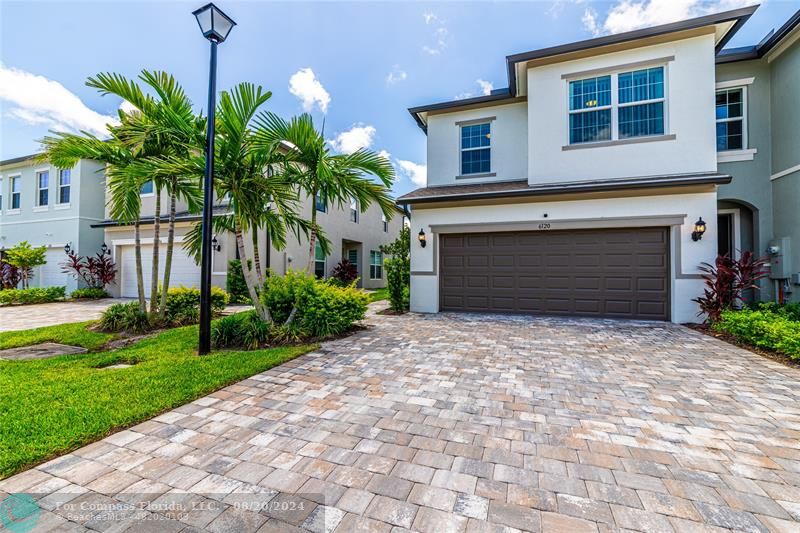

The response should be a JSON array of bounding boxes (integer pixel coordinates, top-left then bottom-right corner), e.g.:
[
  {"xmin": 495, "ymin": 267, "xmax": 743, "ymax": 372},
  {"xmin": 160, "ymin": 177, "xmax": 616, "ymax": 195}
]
[
  {"xmin": 100, "ymin": 302, "xmax": 151, "ymax": 333},
  {"xmin": 71, "ymin": 287, "xmax": 109, "ymax": 300},
  {"xmin": 4, "ymin": 241, "xmax": 46, "ymax": 289},
  {"xmin": 694, "ymin": 251, "xmax": 769, "ymax": 323},
  {"xmin": 62, "ymin": 249, "xmax": 117, "ymax": 289},
  {"xmin": 382, "ymin": 226, "xmax": 411, "ymax": 312},
  {"xmin": 226, "ymin": 259, "xmax": 251, "ymax": 304},
  {"xmin": 330, "ymin": 259, "xmax": 358, "ymax": 286},
  {"xmin": 0, "ymin": 255, "xmax": 21, "ymax": 290},
  {"xmin": 40, "ymin": 70, "xmax": 203, "ymax": 317},
  {"xmin": 380, "ymin": 225, "xmax": 410, "ymax": 261}
]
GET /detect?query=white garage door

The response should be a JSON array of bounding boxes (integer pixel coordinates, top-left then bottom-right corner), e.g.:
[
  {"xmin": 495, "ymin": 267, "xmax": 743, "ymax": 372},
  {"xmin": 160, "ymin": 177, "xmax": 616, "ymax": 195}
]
[
  {"xmin": 35, "ymin": 248, "xmax": 68, "ymax": 288},
  {"xmin": 119, "ymin": 243, "xmax": 201, "ymax": 298}
]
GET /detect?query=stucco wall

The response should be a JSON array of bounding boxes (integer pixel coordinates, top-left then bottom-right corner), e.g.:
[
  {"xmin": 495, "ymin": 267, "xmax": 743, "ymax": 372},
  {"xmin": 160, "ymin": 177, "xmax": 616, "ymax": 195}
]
[
  {"xmin": 409, "ymin": 191, "xmax": 718, "ymax": 323},
  {"xmin": 527, "ymin": 34, "xmax": 718, "ymax": 183},
  {"xmin": 770, "ymin": 36, "xmax": 800, "ymax": 302},
  {"xmin": 426, "ymin": 102, "xmax": 528, "ymax": 187}
]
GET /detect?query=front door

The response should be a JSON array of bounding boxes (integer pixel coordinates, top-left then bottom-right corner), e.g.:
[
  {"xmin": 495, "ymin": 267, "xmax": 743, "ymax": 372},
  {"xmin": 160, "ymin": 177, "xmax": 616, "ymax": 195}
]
[{"xmin": 718, "ymin": 213, "xmax": 734, "ymax": 258}]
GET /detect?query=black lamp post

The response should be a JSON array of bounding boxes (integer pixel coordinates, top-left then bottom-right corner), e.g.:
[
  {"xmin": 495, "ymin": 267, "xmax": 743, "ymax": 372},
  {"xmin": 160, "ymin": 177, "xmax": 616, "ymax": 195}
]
[{"xmin": 193, "ymin": 2, "xmax": 236, "ymax": 355}]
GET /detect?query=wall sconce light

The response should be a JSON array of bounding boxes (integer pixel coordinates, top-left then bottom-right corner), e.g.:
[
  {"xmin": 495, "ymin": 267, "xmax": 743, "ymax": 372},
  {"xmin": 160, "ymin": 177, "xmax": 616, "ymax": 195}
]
[
  {"xmin": 418, "ymin": 229, "xmax": 427, "ymax": 248},
  {"xmin": 211, "ymin": 235, "xmax": 221, "ymax": 252},
  {"xmin": 100, "ymin": 243, "xmax": 109, "ymax": 255},
  {"xmin": 64, "ymin": 242, "xmax": 72, "ymax": 255},
  {"xmin": 691, "ymin": 217, "xmax": 707, "ymax": 242}
]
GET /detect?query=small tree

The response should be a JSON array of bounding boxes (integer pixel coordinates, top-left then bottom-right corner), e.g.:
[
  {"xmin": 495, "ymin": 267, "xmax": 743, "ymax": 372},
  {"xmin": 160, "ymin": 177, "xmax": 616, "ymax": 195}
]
[
  {"xmin": 330, "ymin": 259, "xmax": 359, "ymax": 286},
  {"xmin": 381, "ymin": 226, "xmax": 411, "ymax": 312},
  {"xmin": 694, "ymin": 251, "xmax": 768, "ymax": 323},
  {"xmin": 4, "ymin": 241, "xmax": 46, "ymax": 288}
]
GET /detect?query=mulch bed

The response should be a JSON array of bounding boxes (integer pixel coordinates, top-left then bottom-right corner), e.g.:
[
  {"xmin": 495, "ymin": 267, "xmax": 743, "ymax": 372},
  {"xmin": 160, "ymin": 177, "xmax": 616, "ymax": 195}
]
[
  {"xmin": 686, "ymin": 323, "xmax": 800, "ymax": 369},
  {"xmin": 377, "ymin": 308, "xmax": 406, "ymax": 316}
]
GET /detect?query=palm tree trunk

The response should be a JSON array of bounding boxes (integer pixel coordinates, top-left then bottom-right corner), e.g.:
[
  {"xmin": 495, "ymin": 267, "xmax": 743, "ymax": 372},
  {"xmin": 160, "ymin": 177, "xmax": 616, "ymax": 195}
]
[
  {"xmin": 149, "ymin": 186, "xmax": 161, "ymax": 315},
  {"xmin": 134, "ymin": 216, "xmax": 146, "ymax": 312},
  {"xmin": 305, "ymin": 198, "xmax": 318, "ymax": 274},
  {"xmin": 158, "ymin": 190, "xmax": 177, "ymax": 318},
  {"xmin": 251, "ymin": 226, "xmax": 263, "ymax": 282},
  {"xmin": 235, "ymin": 221, "xmax": 271, "ymax": 323}
]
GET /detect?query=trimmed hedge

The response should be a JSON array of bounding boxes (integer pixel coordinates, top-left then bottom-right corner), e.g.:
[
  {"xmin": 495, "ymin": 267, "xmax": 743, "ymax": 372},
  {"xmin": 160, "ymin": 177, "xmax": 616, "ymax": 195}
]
[
  {"xmin": 0, "ymin": 286, "xmax": 66, "ymax": 306},
  {"xmin": 714, "ymin": 308, "xmax": 800, "ymax": 360},
  {"xmin": 71, "ymin": 287, "xmax": 109, "ymax": 300}
]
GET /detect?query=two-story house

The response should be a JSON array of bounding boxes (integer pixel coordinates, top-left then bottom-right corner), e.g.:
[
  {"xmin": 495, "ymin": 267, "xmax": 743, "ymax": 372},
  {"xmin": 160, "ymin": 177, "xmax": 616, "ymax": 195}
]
[
  {"xmin": 0, "ymin": 154, "xmax": 107, "ymax": 292},
  {"xmin": 95, "ymin": 185, "xmax": 404, "ymax": 298},
  {"xmin": 400, "ymin": 6, "xmax": 798, "ymax": 323}
]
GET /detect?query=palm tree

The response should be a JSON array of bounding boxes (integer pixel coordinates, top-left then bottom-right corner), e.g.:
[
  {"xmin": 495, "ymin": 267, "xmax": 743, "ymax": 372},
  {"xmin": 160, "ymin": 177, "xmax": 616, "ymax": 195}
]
[
  {"xmin": 139, "ymin": 83, "xmax": 310, "ymax": 323},
  {"xmin": 253, "ymin": 113, "xmax": 397, "ymax": 277},
  {"xmin": 84, "ymin": 71, "xmax": 203, "ymax": 318},
  {"xmin": 38, "ymin": 130, "xmax": 150, "ymax": 312}
]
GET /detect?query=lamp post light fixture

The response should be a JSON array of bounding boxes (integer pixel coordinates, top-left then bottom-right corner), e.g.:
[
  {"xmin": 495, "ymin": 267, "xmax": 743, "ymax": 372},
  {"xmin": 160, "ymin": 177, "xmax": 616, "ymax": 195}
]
[
  {"xmin": 100, "ymin": 243, "xmax": 109, "ymax": 256},
  {"xmin": 418, "ymin": 229, "xmax": 427, "ymax": 248},
  {"xmin": 64, "ymin": 243, "xmax": 72, "ymax": 255},
  {"xmin": 194, "ymin": 2, "xmax": 236, "ymax": 355},
  {"xmin": 211, "ymin": 235, "xmax": 221, "ymax": 252},
  {"xmin": 691, "ymin": 217, "xmax": 707, "ymax": 242}
]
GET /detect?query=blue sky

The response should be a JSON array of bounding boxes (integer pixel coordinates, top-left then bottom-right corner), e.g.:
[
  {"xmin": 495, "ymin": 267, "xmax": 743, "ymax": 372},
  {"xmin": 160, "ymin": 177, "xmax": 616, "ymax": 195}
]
[{"xmin": 1, "ymin": 0, "xmax": 797, "ymax": 197}]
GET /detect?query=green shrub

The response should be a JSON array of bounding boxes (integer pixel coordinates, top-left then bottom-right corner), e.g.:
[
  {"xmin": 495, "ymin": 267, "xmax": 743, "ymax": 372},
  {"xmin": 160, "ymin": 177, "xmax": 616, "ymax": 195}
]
[
  {"xmin": 297, "ymin": 282, "xmax": 369, "ymax": 338},
  {"xmin": 0, "ymin": 286, "xmax": 66, "ymax": 306},
  {"xmin": 714, "ymin": 309, "xmax": 800, "ymax": 360},
  {"xmin": 100, "ymin": 302, "xmax": 150, "ymax": 333},
  {"xmin": 262, "ymin": 270, "xmax": 316, "ymax": 324},
  {"xmin": 163, "ymin": 286, "xmax": 228, "ymax": 326},
  {"xmin": 384, "ymin": 257, "xmax": 410, "ymax": 312},
  {"xmin": 756, "ymin": 301, "xmax": 800, "ymax": 322},
  {"xmin": 211, "ymin": 313, "xmax": 247, "ymax": 348},
  {"xmin": 241, "ymin": 311, "xmax": 272, "ymax": 349},
  {"xmin": 226, "ymin": 259, "xmax": 252, "ymax": 304},
  {"xmin": 71, "ymin": 287, "xmax": 109, "ymax": 300}
]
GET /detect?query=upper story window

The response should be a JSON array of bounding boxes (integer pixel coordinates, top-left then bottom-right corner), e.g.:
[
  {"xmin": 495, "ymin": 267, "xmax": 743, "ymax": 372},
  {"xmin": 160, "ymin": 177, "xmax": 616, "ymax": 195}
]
[
  {"xmin": 381, "ymin": 213, "xmax": 388, "ymax": 232},
  {"xmin": 36, "ymin": 170, "xmax": 49, "ymax": 206},
  {"xmin": 314, "ymin": 240, "xmax": 326, "ymax": 279},
  {"xmin": 10, "ymin": 176, "xmax": 21, "ymax": 210},
  {"xmin": 460, "ymin": 123, "xmax": 491, "ymax": 175},
  {"xmin": 568, "ymin": 75, "xmax": 611, "ymax": 144},
  {"xmin": 568, "ymin": 65, "xmax": 666, "ymax": 145},
  {"xmin": 315, "ymin": 193, "xmax": 326, "ymax": 213},
  {"xmin": 140, "ymin": 180, "xmax": 154, "ymax": 195},
  {"xmin": 349, "ymin": 197, "xmax": 358, "ymax": 223},
  {"xmin": 58, "ymin": 169, "xmax": 71, "ymax": 204},
  {"xmin": 618, "ymin": 67, "xmax": 665, "ymax": 138},
  {"xmin": 716, "ymin": 88, "xmax": 744, "ymax": 151}
]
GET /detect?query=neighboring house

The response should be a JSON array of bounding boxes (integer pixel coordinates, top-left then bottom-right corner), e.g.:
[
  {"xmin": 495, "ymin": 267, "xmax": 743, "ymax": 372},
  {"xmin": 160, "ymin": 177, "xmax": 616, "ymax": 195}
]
[
  {"xmin": 96, "ymin": 185, "xmax": 404, "ymax": 298},
  {"xmin": 400, "ymin": 6, "xmax": 800, "ymax": 323},
  {"xmin": 0, "ymin": 154, "xmax": 106, "ymax": 292}
]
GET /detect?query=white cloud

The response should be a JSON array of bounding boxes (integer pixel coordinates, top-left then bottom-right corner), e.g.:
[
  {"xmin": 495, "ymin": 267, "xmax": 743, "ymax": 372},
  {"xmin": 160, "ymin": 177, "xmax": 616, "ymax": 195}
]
[
  {"xmin": 378, "ymin": 149, "xmax": 391, "ymax": 160},
  {"xmin": 396, "ymin": 159, "xmax": 427, "ymax": 187},
  {"xmin": 454, "ymin": 91, "xmax": 473, "ymax": 100},
  {"xmin": 582, "ymin": 7, "xmax": 601, "ymax": 36},
  {"xmin": 422, "ymin": 12, "xmax": 449, "ymax": 55},
  {"xmin": 119, "ymin": 100, "xmax": 137, "ymax": 114},
  {"xmin": 0, "ymin": 63, "xmax": 117, "ymax": 136},
  {"xmin": 328, "ymin": 124, "xmax": 376, "ymax": 154},
  {"xmin": 386, "ymin": 65, "xmax": 407, "ymax": 85},
  {"xmin": 476, "ymin": 79, "xmax": 494, "ymax": 96},
  {"xmin": 288, "ymin": 67, "xmax": 330, "ymax": 114},
  {"xmin": 590, "ymin": 0, "xmax": 757, "ymax": 35}
]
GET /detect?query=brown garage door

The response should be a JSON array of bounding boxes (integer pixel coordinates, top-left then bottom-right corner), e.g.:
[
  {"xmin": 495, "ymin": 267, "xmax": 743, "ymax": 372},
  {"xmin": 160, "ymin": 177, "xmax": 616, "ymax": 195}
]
[{"xmin": 439, "ymin": 227, "xmax": 669, "ymax": 320}]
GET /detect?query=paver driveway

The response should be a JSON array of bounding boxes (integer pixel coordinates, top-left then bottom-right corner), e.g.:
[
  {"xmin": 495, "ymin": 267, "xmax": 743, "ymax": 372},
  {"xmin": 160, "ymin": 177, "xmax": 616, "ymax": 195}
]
[
  {"xmin": 2, "ymin": 309, "xmax": 800, "ymax": 532},
  {"xmin": 0, "ymin": 299, "xmax": 124, "ymax": 332}
]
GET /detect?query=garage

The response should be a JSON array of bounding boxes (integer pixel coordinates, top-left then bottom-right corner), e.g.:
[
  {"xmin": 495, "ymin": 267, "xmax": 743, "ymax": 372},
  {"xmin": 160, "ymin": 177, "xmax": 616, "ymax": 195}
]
[
  {"xmin": 119, "ymin": 244, "xmax": 201, "ymax": 298},
  {"xmin": 439, "ymin": 227, "xmax": 669, "ymax": 320}
]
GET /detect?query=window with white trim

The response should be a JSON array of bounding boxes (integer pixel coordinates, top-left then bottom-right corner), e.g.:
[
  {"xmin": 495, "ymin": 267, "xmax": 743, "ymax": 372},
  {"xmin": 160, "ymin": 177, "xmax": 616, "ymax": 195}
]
[
  {"xmin": 568, "ymin": 65, "xmax": 666, "ymax": 145},
  {"xmin": 36, "ymin": 170, "xmax": 49, "ymax": 206},
  {"xmin": 369, "ymin": 251, "xmax": 383, "ymax": 280},
  {"xmin": 10, "ymin": 176, "xmax": 20, "ymax": 210},
  {"xmin": 349, "ymin": 197, "xmax": 358, "ymax": 223},
  {"xmin": 381, "ymin": 213, "xmax": 388, "ymax": 232},
  {"xmin": 716, "ymin": 88, "xmax": 744, "ymax": 151},
  {"xmin": 314, "ymin": 241, "xmax": 326, "ymax": 279},
  {"xmin": 58, "ymin": 169, "xmax": 71, "ymax": 204},
  {"xmin": 460, "ymin": 122, "xmax": 491, "ymax": 174}
]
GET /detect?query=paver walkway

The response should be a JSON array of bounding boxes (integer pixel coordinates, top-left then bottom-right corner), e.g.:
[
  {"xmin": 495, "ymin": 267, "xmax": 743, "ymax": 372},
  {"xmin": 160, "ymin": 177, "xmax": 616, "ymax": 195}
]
[
  {"xmin": 0, "ymin": 299, "xmax": 125, "ymax": 332},
  {"xmin": 2, "ymin": 309, "xmax": 800, "ymax": 532}
]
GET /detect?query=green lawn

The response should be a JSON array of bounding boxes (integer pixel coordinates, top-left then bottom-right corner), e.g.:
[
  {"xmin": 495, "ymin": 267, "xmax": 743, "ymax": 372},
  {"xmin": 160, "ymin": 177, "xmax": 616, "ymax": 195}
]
[
  {"xmin": 368, "ymin": 287, "xmax": 389, "ymax": 303},
  {"xmin": 0, "ymin": 321, "xmax": 115, "ymax": 351},
  {"xmin": 0, "ymin": 323, "xmax": 316, "ymax": 478}
]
